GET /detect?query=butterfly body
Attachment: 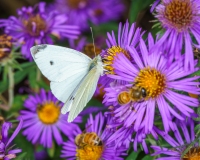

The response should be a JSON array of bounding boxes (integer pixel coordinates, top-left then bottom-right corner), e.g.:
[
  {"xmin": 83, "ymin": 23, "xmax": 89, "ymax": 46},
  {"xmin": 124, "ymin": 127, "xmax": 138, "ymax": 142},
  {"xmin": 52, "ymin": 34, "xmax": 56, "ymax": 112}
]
[{"xmin": 30, "ymin": 44, "xmax": 103, "ymax": 122}]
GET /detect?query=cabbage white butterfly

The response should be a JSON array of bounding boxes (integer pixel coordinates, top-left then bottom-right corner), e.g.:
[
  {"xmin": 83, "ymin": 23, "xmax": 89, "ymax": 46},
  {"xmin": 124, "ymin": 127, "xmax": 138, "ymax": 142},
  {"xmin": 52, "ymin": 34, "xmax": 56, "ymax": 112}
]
[{"xmin": 30, "ymin": 44, "xmax": 104, "ymax": 122}]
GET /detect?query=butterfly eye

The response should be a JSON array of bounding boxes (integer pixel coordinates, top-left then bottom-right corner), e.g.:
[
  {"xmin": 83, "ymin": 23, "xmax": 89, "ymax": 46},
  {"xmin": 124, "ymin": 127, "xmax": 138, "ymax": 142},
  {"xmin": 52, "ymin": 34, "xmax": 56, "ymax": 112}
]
[{"xmin": 50, "ymin": 61, "xmax": 54, "ymax": 65}]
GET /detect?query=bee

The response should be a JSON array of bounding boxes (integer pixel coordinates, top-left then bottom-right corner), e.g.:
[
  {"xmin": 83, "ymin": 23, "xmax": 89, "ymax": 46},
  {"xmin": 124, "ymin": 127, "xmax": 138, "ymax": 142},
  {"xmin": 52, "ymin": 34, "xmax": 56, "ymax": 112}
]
[
  {"xmin": 117, "ymin": 85, "xmax": 147, "ymax": 105},
  {"xmin": 75, "ymin": 131, "xmax": 103, "ymax": 149}
]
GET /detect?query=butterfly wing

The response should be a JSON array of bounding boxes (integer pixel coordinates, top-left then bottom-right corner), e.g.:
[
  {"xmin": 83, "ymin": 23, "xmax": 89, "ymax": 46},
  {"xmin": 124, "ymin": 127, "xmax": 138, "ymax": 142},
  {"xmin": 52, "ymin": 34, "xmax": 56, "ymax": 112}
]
[
  {"xmin": 30, "ymin": 44, "xmax": 91, "ymax": 82},
  {"xmin": 61, "ymin": 66, "xmax": 101, "ymax": 122},
  {"xmin": 31, "ymin": 44, "xmax": 92, "ymax": 103},
  {"xmin": 50, "ymin": 71, "xmax": 87, "ymax": 103}
]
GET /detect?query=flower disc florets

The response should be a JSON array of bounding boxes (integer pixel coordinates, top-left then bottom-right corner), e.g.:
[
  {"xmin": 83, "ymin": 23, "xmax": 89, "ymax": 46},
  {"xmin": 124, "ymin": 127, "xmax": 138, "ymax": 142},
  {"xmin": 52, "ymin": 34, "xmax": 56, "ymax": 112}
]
[
  {"xmin": 164, "ymin": 0, "xmax": 194, "ymax": 31},
  {"xmin": 0, "ymin": 34, "xmax": 12, "ymax": 60},
  {"xmin": 135, "ymin": 67, "xmax": 166, "ymax": 99},
  {"xmin": 183, "ymin": 147, "xmax": 200, "ymax": 160},
  {"xmin": 103, "ymin": 46, "xmax": 130, "ymax": 74},
  {"xmin": 24, "ymin": 14, "xmax": 47, "ymax": 37},
  {"xmin": 37, "ymin": 102, "xmax": 60, "ymax": 124}
]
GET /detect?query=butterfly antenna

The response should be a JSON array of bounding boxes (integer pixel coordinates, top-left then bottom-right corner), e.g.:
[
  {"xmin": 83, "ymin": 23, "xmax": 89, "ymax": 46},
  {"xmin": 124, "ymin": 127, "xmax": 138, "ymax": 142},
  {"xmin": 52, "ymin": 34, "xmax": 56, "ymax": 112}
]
[{"xmin": 90, "ymin": 27, "xmax": 96, "ymax": 57}]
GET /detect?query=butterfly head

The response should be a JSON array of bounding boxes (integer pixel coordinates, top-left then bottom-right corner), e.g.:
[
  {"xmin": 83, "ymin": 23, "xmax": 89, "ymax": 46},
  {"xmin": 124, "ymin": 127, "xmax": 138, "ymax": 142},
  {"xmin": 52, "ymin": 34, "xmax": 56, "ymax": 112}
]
[{"xmin": 89, "ymin": 55, "xmax": 104, "ymax": 75}]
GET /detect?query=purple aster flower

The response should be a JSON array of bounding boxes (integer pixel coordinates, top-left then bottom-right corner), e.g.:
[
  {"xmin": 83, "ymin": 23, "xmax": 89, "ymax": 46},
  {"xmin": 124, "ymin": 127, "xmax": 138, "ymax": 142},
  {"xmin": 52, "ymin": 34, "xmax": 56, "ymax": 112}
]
[
  {"xmin": 151, "ymin": 118, "xmax": 198, "ymax": 160},
  {"xmin": 0, "ymin": 119, "xmax": 23, "ymax": 159},
  {"xmin": 152, "ymin": 0, "xmax": 200, "ymax": 70},
  {"xmin": 100, "ymin": 21, "xmax": 144, "ymax": 88},
  {"xmin": 88, "ymin": 0, "xmax": 125, "ymax": 25},
  {"xmin": 103, "ymin": 33, "xmax": 200, "ymax": 134},
  {"xmin": 20, "ymin": 89, "xmax": 82, "ymax": 148},
  {"xmin": 69, "ymin": 37, "xmax": 87, "ymax": 52},
  {"xmin": 104, "ymin": 108, "xmax": 159, "ymax": 154},
  {"xmin": 0, "ymin": 2, "xmax": 80, "ymax": 60},
  {"xmin": 54, "ymin": 0, "xmax": 92, "ymax": 30},
  {"xmin": 150, "ymin": 0, "xmax": 160, "ymax": 13},
  {"xmin": 61, "ymin": 112, "xmax": 127, "ymax": 160},
  {"xmin": 55, "ymin": 0, "xmax": 124, "ymax": 31}
]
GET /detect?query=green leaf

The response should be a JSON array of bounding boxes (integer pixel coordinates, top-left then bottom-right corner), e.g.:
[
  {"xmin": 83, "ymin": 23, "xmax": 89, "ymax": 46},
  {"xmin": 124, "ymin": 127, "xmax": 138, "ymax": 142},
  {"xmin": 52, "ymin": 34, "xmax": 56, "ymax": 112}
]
[
  {"xmin": 129, "ymin": 0, "xmax": 155, "ymax": 23},
  {"xmin": 51, "ymin": 143, "xmax": 63, "ymax": 160},
  {"xmin": 15, "ymin": 152, "xmax": 27, "ymax": 160},
  {"xmin": 14, "ymin": 63, "xmax": 36, "ymax": 84},
  {"xmin": 142, "ymin": 155, "xmax": 154, "ymax": 160},
  {"xmin": 9, "ymin": 95, "xmax": 27, "ymax": 113},
  {"xmin": 28, "ymin": 68, "xmax": 37, "ymax": 89},
  {"xmin": 14, "ymin": 132, "xmax": 35, "ymax": 160},
  {"xmin": 36, "ymin": 145, "xmax": 45, "ymax": 152},
  {"xmin": 194, "ymin": 124, "xmax": 200, "ymax": 131},
  {"xmin": 194, "ymin": 117, "xmax": 200, "ymax": 121},
  {"xmin": 37, "ymin": 80, "xmax": 50, "ymax": 90},
  {"xmin": 47, "ymin": 142, "xmax": 55, "ymax": 158},
  {"xmin": 126, "ymin": 151, "xmax": 140, "ymax": 160},
  {"xmin": 87, "ymin": 98, "xmax": 103, "ymax": 107},
  {"xmin": 0, "ymin": 79, "xmax": 8, "ymax": 93},
  {"xmin": 0, "ymin": 62, "xmax": 36, "ymax": 93}
]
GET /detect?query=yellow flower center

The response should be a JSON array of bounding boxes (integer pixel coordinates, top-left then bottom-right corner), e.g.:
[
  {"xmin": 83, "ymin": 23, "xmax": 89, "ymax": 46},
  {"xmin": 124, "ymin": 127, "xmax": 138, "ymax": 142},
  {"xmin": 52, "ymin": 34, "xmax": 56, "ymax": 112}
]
[
  {"xmin": 182, "ymin": 147, "xmax": 200, "ymax": 160},
  {"xmin": 76, "ymin": 145, "xmax": 103, "ymax": 160},
  {"xmin": 164, "ymin": 0, "xmax": 193, "ymax": 30},
  {"xmin": 24, "ymin": 14, "xmax": 47, "ymax": 37},
  {"xmin": 135, "ymin": 67, "xmax": 166, "ymax": 99},
  {"xmin": 103, "ymin": 46, "xmax": 130, "ymax": 74},
  {"xmin": 67, "ymin": 0, "xmax": 88, "ymax": 9},
  {"xmin": 37, "ymin": 102, "xmax": 60, "ymax": 124}
]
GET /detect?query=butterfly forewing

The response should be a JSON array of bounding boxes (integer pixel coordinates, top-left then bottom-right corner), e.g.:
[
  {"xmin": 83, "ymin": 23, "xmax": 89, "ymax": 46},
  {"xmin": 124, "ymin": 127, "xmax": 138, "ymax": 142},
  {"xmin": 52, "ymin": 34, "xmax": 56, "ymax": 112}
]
[{"xmin": 30, "ymin": 44, "xmax": 92, "ymax": 82}]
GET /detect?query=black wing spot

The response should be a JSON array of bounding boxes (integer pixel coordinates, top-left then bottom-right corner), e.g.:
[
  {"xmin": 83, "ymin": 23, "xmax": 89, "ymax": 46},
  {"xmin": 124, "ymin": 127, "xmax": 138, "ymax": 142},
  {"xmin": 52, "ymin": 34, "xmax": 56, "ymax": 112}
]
[{"xmin": 50, "ymin": 61, "xmax": 54, "ymax": 65}]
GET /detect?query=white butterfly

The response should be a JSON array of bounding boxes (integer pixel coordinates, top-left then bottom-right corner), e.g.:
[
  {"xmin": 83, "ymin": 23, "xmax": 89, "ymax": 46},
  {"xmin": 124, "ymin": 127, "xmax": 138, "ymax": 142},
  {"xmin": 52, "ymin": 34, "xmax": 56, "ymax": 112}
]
[{"xmin": 30, "ymin": 44, "xmax": 104, "ymax": 122}]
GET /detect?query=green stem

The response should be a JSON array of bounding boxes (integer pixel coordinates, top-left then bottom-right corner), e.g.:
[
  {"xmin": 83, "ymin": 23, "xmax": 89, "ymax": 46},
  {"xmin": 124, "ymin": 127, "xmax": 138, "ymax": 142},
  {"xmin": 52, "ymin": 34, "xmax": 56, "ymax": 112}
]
[
  {"xmin": 35, "ymin": 67, "xmax": 41, "ymax": 92},
  {"xmin": 0, "ymin": 94, "xmax": 9, "ymax": 111},
  {"xmin": 8, "ymin": 66, "xmax": 14, "ymax": 108}
]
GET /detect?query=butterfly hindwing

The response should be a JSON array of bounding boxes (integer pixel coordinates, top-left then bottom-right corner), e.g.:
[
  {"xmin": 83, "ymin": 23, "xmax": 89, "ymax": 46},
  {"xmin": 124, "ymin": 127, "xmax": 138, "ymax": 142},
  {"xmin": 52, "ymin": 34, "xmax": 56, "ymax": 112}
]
[
  {"xmin": 63, "ymin": 67, "xmax": 101, "ymax": 122},
  {"xmin": 50, "ymin": 69, "xmax": 88, "ymax": 103}
]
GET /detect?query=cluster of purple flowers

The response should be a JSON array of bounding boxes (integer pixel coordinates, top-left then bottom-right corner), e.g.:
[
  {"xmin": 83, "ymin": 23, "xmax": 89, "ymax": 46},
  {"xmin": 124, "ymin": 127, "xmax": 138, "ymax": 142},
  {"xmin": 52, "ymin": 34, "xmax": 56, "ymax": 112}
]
[
  {"xmin": 54, "ymin": 0, "xmax": 124, "ymax": 31},
  {"xmin": 0, "ymin": 0, "xmax": 200, "ymax": 159}
]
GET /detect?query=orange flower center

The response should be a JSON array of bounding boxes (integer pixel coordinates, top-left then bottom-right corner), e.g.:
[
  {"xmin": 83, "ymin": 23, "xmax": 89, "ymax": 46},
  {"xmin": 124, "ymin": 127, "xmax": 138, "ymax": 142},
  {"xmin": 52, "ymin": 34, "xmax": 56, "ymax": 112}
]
[
  {"xmin": 24, "ymin": 14, "xmax": 47, "ymax": 36},
  {"xmin": 164, "ymin": 0, "xmax": 193, "ymax": 30},
  {"xmin": 93, "ymin": 9, "xmax": 103, "ymax": 16},
  {"xmin": 67, "ymin": 0, "xmax": 88, "ymax": 9},
  {"xmin": 83, "ymin": 43, "xmax": 101, "ymax": 58},
  {"xmin": 37, "ymin": 102, "xmax": 60, "ymax": 124},
  {"xmin": 182, "ymin": 147, "xmax": 200, "ymax": 160},
  {"xmin": 0, "ymin": 34, "xmax": 12, "ymax": 60}
]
